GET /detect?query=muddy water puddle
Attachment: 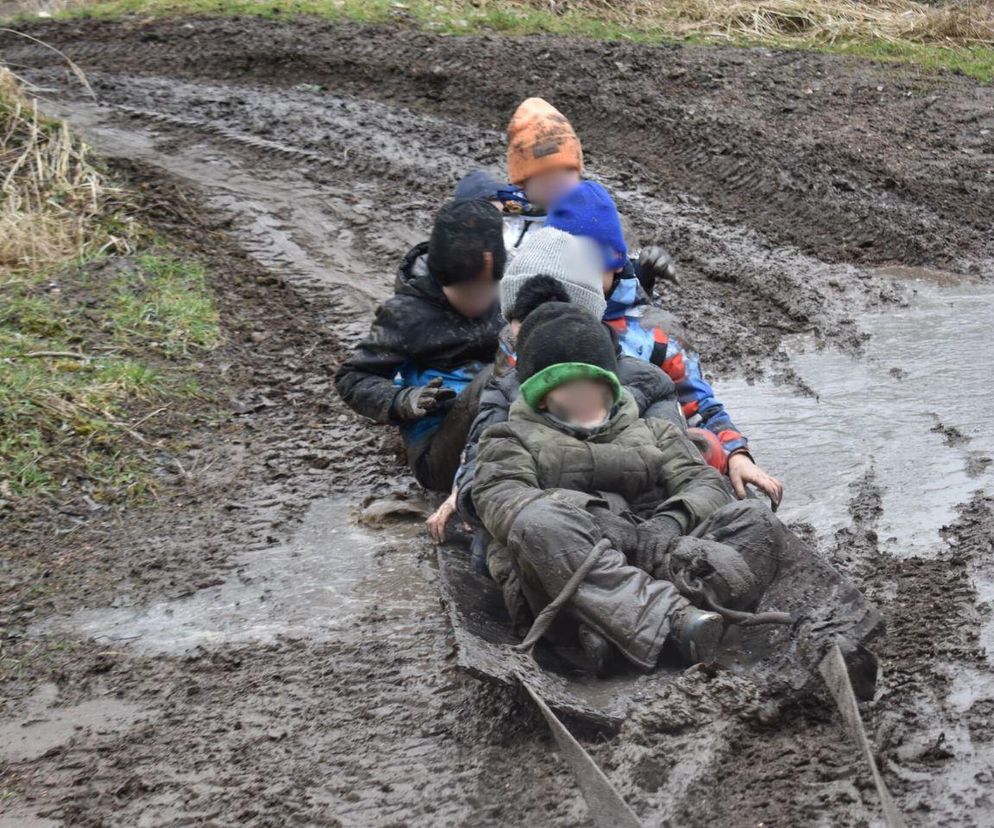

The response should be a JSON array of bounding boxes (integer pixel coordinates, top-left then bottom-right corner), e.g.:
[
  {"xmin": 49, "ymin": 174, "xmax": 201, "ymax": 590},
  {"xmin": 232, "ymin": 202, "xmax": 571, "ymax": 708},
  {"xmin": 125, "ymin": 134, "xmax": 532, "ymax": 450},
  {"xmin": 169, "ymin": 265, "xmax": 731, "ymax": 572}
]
[
  {"xmin": 0, "ymin": 682, "xmax": 143, "ymax": 763},
  {"xmin": 720, "ymin": 279, "xmax": 994, "ymax": 555},
  {"xmin": 39, "ymin": 498, "xmax": 432, "ymax": 654}
]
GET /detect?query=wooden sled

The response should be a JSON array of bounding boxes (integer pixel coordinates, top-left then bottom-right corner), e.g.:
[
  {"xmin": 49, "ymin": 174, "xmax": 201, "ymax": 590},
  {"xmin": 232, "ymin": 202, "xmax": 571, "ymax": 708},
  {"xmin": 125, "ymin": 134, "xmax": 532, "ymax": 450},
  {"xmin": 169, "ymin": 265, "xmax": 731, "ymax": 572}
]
[{"xmin": 437, "ymin": 529, "xmax": 883, "ymax": 729}]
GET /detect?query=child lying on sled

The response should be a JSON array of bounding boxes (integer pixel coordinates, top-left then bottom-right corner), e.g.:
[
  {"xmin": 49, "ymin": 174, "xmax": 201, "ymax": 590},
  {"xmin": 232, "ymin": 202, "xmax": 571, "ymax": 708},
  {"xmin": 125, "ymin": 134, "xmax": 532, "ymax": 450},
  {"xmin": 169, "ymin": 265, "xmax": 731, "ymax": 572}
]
[{"xmin": 472, "ymin": 301, "xmax": 787, "ymax": 672}]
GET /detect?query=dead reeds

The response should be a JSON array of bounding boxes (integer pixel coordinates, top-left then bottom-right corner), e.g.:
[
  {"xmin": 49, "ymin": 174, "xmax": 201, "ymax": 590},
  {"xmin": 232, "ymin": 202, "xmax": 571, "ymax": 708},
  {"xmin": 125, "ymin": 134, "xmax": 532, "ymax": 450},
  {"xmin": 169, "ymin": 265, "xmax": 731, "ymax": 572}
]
[
  {"xmin": 0, "ymin": 62, "xmax": 126, "ymax": 274},
  {"xmin": 500, "ymin": 0, "xmax": 994, "ymax": 47}
]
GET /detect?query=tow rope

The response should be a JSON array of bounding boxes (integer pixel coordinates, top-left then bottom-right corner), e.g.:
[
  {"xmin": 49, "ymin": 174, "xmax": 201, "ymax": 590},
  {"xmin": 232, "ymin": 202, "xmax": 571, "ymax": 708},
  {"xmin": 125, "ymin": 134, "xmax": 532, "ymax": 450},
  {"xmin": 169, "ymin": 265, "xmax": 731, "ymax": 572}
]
[
  {"xmin": 510, "ymin": 539, "xmax": 906, "ymax": 827},
  {"xmin": 516, "ymin": 673, "xmax": 643, "ymax": 828},
  {"xmin": 819, "ymin": 643, "xmax": 907, "ymax": 828}
]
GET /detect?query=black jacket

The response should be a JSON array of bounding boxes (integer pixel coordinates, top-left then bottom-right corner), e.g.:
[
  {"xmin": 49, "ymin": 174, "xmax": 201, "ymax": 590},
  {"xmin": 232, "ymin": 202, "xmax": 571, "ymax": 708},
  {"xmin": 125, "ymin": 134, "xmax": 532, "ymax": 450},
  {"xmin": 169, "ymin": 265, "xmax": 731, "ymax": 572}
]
[
  {"xmin": 454, "ymin": 351, "xmax": 682, "ymax": 524},
  {"xmin": 334, "ymin": 243, "xmax": 504, "ymax": 429}
]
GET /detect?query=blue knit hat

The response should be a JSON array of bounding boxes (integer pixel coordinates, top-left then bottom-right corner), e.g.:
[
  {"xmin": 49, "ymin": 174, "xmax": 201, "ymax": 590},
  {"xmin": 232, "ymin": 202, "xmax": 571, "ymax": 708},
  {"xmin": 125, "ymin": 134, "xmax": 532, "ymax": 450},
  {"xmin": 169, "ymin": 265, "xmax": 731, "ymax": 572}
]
[{"xmin": 546, "ymin": 181, "xmax": 628, "ymax": 270}]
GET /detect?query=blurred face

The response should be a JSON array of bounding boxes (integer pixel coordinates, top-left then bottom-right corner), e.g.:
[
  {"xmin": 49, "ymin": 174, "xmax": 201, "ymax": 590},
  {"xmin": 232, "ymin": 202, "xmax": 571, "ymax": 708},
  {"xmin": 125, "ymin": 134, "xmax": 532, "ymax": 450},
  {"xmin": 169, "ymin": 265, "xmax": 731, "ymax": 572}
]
[
  {"xmin": 602, "ymin": 269, "xmax": 618, "ymax": 295},
  {"xmin": 543, "ymin": 379, "xmax": 613, "ymax": 428},
  {"xmin": 523, "ymin": 168, "xmax": 581, "ymax": 209},
  {"xmin": 442, "ymin": 251, "xmax": 498, "ymax": 318}
]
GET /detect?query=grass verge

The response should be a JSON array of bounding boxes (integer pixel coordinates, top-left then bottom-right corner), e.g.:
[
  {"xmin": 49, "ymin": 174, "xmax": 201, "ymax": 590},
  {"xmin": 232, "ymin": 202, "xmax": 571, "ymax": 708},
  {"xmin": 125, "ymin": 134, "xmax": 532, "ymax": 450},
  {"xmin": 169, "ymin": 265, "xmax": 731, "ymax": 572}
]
[
  {"xmin": 1, "ymin": 65, "xmax": 221, "ymax": 504},
  {"xmin": 19, "ymin": 0, "xmax": 994, "ymax": 82}
]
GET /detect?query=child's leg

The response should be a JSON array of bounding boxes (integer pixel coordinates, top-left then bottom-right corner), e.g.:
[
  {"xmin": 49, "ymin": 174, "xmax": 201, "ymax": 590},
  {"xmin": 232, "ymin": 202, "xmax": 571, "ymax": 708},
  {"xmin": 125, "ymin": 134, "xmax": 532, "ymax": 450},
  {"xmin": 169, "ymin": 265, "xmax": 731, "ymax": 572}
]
[
  {"xmin": 407, "ymin": 367, "xmax": 493, "ymax": 491},
  {"xmin": 690, "ymin": 499, "xmax": 788, "ymax": 597},
  {"xmin": 507, "ymin": 498, "xmax": 687, "ymax": 670}
]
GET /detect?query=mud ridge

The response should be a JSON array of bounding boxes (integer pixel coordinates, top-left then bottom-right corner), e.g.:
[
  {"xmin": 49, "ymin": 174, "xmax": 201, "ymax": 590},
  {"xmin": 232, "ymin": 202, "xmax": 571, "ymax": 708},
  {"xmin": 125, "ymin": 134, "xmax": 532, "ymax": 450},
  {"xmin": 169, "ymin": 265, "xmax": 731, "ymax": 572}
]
[{"xmin": 5, "ymin": 17, "xmax": 994, "ymax": 270}]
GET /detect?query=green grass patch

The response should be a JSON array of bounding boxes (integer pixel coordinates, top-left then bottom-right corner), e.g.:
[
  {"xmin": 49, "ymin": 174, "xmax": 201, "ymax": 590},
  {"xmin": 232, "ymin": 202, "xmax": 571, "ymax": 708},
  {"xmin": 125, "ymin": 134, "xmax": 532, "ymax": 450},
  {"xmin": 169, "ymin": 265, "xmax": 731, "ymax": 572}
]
[
  {"xmin": 826, "ymin": 39, "xmax": 994, "ymax": 80},
  {"xmin": 0, "ymin": 247, "xmax": 220, "ymax": 501},
  {"xmin": 29, "ymin": 0, "xmax": 994, "ymax": 83}
]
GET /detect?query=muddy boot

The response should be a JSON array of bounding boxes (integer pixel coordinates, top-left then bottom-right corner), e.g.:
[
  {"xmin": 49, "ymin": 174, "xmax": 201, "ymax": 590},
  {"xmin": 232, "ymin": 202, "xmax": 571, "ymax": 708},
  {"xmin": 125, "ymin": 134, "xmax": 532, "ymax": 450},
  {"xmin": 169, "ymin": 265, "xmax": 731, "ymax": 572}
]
[
  {"xmin": 578, "ymin": 624, "xmax": 612, "ymax": 675},
  {"xmin": 670, "ymin": 606, "xmax": 724, "ymax": 665}
]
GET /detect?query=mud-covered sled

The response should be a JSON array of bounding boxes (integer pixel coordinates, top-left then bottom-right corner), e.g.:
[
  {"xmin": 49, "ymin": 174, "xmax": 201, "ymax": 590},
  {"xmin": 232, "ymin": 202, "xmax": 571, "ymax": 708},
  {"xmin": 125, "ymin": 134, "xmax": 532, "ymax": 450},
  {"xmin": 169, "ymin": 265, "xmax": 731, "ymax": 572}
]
[{"xmin": 437, "ymin": 528, "xmax": 883, "ymax": 729}]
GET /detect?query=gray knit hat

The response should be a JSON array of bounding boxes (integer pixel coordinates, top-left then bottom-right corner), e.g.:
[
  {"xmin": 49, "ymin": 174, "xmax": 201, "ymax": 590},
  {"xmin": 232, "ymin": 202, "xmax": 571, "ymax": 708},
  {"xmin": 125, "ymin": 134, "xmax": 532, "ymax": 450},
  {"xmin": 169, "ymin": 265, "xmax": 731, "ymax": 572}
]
[{"xmin": 500, "ymin": 227, "xmax": 607, "ymax": 321}]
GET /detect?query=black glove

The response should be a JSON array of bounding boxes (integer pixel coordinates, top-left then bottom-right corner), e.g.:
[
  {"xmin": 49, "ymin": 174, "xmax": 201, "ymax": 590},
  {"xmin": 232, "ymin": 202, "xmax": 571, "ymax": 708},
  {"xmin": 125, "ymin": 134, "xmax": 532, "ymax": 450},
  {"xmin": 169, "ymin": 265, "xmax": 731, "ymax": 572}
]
[
  {"xmin": 634, "ymin": 514, "xmax": 683, "ymax": 578},
  {"xmin": 589, "ymin": 507, "xmax": 639, "ymax": 556},
  {"xmin": 392, "ymin": 377, "xmax": 457, "ymax": 421},
  {"xmin": 638, "ymin": 246, "xmax": 679, "ymax": 292}
]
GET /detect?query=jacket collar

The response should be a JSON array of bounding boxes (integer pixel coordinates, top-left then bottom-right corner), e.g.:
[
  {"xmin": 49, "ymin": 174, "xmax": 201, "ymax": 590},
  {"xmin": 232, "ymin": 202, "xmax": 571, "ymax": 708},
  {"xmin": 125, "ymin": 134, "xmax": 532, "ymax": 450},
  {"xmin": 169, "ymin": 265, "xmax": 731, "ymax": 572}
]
[
  {"xmin": 509, "ymin": 391, "xmax": 639, "ymax": 441},
  {"xmin": 394, "ymin": 241, "xmax": 445, "ymax": 305}
]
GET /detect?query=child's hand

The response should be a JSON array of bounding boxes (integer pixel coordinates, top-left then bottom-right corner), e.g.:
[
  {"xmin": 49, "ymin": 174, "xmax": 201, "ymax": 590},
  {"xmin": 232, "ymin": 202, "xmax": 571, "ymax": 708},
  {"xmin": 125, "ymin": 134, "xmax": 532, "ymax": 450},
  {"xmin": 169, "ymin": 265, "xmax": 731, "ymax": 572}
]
[
  {"xmin": 727, "ymin": 453, "xmax": 784, "ymax": 511},
  {"xmin": 638, "ymin": 245, "xmax": 679, "ymax": 287},
  {"xmin": 426, "ymin": 491, "xmax": 458, "ymax": 543},
  {"xmin": 394, "ymin": 378, "xmax": 457, "ymax": 420}
]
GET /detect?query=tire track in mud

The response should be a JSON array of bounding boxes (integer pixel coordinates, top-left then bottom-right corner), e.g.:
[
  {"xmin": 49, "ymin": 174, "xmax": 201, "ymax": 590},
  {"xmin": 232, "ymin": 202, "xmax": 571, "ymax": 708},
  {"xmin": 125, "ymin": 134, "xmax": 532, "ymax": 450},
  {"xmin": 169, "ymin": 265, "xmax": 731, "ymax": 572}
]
[{"xmin": 5, "ymin": 18, "xmax": 994, "ymax": 270}]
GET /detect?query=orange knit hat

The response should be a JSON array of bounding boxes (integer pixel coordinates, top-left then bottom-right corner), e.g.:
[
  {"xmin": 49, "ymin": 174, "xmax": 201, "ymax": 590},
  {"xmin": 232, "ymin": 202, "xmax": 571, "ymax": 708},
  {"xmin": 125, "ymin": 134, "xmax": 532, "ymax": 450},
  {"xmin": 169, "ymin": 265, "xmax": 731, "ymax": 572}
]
[{"xmin": 506, "ymin": 98, "xmax": 584, "ymax": 186}]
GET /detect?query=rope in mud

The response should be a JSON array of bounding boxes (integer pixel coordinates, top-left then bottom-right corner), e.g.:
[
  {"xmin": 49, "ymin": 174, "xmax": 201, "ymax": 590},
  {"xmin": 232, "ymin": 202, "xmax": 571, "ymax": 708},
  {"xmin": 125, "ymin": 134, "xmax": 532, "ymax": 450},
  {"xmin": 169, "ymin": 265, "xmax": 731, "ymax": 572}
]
[
  {"xmin": 513, "ymin": 538, "xmax": 613, "ymax": 653},
  {"xmin": 673, "ymin": 570, "xmax": 792, "ymax": 627}
]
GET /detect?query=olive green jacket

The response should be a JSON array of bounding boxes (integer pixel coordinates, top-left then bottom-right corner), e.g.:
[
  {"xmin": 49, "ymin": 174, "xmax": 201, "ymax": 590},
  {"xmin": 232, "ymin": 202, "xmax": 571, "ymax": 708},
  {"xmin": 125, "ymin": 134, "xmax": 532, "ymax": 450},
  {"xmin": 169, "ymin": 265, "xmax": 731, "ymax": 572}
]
[{"xmin": 473, "ymin": 392, "xmax": 733, "ymax": 546}]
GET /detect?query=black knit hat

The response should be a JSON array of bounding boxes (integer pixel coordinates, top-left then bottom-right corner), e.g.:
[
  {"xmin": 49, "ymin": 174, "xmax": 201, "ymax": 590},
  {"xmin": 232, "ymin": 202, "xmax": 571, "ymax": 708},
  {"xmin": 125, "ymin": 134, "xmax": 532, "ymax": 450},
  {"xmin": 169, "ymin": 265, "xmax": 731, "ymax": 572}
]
[
  {"xmin": 516, "ymin": 302, "xmax": 622, "ymax": 410},
  {"xmin": 428, "ymin": 199, "xmax": 506, "ymax": 286},
  {"xmin": 509, "ymin": 274, "xmax": 570, "ymax": 323}
]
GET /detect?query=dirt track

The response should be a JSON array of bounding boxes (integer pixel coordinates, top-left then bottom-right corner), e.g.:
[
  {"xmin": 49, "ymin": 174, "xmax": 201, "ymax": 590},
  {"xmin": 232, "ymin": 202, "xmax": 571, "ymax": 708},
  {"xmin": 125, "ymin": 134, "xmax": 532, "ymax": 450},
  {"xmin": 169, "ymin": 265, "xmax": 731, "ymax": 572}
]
[{"xmin": 2, "ymin": 16, "xmax": 994, "ymax": 827}]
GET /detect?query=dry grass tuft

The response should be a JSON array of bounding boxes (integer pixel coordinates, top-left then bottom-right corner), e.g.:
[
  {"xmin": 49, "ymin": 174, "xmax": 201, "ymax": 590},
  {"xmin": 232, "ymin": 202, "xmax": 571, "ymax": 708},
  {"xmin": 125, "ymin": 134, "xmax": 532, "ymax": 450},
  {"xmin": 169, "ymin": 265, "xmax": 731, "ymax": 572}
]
[
  {"xmin": 504, "ymin": 0, "xmax": 994, "ymax": 47},
  {"xmin": 0, "ymin": 62, "xmax": 128, "ymax": 274},
  {"xmin": 0, "ymin": 64, "xmax": 217, "ymax": 502}
]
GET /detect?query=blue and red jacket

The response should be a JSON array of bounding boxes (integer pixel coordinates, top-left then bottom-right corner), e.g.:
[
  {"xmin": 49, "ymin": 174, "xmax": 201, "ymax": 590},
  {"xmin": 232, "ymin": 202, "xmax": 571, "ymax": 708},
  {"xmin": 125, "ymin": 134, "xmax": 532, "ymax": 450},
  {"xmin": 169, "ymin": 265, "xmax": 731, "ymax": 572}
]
[{"xmin": 604, "ymin": 272, "xmax": 749, "ymax": 457}]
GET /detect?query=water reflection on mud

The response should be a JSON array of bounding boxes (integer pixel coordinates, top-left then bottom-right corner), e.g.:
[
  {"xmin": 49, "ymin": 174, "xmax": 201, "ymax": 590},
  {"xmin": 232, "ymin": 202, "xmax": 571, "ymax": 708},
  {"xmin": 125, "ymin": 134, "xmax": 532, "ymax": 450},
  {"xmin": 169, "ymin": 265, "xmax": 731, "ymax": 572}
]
[
  {"xmin": 40, "ymin": 498, "xmax": 430, "ymax": 654},
  {"xmin": 719, "ymin": 279, "xmax": 994, "ymax": 555}
]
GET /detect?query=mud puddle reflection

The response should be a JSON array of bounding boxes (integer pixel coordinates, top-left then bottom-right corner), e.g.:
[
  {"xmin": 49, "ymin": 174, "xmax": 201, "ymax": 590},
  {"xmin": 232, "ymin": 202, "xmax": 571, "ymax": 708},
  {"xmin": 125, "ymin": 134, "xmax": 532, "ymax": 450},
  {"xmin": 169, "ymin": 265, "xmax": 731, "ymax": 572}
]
[
  {"xmin": 720, "ymin": 279, "xmax": 994, "ymax": 555},
  {"xmin": 39, "ymin": 498, "xmax": 432, "ymax": 654}
]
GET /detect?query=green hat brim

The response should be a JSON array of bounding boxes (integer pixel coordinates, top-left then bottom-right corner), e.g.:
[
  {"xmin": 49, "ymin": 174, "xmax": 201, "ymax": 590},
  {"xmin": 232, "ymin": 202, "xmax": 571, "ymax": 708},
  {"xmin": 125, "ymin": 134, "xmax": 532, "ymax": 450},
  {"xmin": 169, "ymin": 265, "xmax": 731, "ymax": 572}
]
[{"xmin": 520, "ymin": 362, "xmax": 623, "ymax": 410}]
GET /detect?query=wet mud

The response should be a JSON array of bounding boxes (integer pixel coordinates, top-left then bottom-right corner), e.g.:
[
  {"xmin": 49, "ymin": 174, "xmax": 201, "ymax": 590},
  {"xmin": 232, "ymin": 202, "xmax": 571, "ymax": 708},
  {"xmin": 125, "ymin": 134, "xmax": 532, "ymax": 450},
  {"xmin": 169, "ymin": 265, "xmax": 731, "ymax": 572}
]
[{"xmin": 2, "ymin": 16, "xmax": 994, "ymax": 826}]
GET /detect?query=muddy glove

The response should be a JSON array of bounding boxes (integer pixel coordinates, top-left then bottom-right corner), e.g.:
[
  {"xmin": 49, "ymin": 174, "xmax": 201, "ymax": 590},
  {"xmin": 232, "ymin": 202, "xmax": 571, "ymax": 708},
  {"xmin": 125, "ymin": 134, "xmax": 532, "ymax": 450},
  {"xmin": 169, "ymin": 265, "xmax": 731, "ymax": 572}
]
[
  {"xmin": 392, "ymin": 377, "xmax": 457, "ymax": 421},
  {"xmin": 589, "ymin": 507, "xmax": 639, "ymax": 556},
  {"xmin": 638, "ymin": 245, "xmax": 679, "ymax": 292},
  {"xmin": 633, "ymin": 515, "xmax": 683, "ymax": 578},
  {"xmin": 668, "ymin": 536, "xmax": 758, "ymax": 611}
]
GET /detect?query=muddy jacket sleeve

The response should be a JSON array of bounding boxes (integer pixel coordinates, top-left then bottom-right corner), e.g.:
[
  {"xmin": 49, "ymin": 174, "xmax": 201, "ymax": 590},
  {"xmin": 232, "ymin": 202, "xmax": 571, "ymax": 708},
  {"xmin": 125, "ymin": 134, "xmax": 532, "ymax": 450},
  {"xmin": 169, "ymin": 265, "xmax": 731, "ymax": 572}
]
[
  {"xmin": 334, "ymin": 297, "xmax": 409, "ymax": 423},
  {"xmin": 648, "ymin": 330, "xmax": 749, "ymax": 457},
  {"xmin": 646, "ymin": 419, "xmax": 735, "ymax": 532},
  {"xmin": 670, "ymin": 344, "xmax": 749, "ymax": 457},
  {"xmin": 473, "ymin": 426, "xmax": 598, "ymax": 546},
  {"xmin": 607, "ymin": 314, "xmax": 750, "ymax": 456},
  {"xmin": 454, "ymin": 376, "xmax": 514, "ymax": 525}
]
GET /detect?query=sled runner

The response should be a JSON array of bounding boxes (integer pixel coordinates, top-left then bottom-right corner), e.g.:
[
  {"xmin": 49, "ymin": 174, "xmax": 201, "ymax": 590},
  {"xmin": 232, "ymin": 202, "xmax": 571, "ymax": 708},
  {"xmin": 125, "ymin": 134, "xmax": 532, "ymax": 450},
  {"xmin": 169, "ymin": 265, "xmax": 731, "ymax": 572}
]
[{"xmin": 437, "ymin": 527, "xmax": 884, "ymax": 728}]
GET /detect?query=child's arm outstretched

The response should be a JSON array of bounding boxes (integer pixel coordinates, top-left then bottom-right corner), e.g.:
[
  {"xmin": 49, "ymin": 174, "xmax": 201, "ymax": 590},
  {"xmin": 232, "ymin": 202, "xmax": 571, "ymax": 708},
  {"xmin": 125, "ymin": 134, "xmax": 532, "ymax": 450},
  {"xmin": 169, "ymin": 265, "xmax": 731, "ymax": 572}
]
[{"xmin": 647, "ymin": 330, "xmax": 783, "ymax": 509}]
